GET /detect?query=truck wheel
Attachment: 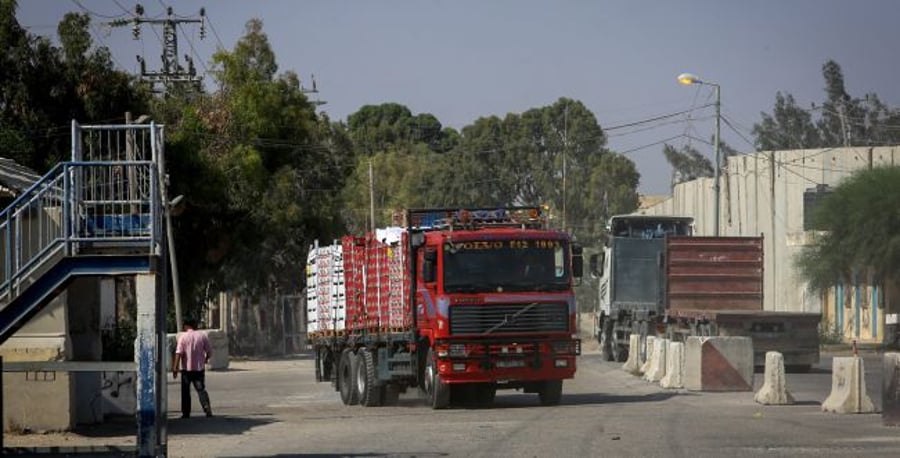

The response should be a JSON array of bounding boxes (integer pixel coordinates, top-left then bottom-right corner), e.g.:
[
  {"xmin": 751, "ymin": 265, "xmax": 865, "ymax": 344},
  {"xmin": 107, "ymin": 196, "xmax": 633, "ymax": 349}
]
[
  {"xmin": 599, "ymin": 321, "xmax": 614, "ymax": 362},
  {"xmin": 356, "ymin": 348, "xmax": 382, "ymax": 407},
  {"xmin": 538, "ymin": 380, "xmax": 563, "ymax": 406},
  {"xmin": 424, "ymin": 349, "xmax": 450, "ymax": 409},
  {"xmin": 611, "ymin": 322, "xmax": 629, "ymax": 363},
  {"xmin": 338, "ymin": 349, "xmax": 359, "ymax": 405}
]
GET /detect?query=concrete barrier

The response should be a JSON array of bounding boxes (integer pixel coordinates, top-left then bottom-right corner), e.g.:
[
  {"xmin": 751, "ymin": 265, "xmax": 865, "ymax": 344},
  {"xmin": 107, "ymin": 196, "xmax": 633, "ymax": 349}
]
[
  {"xmin": 659, "ymin": 341, "xmax": 684, "ymax": 389},
  {"xmin": 622, "ymin": 334, "xmax": 643, "ymax": 375},
  {"xmin": 885, "ymin": 353, "xmax": 900, "ymax": 426},
  {"xmin": 684, "ymin": 336, "xmax": 753, "ymax": 392},
  {"xmin": 643, "ymin": 338, "xmax": 667, "ymax": 383},
  {"xmin": 822, "ymin": 356, "xmax": 875, "ymax": 414},
  {"xmin": 168, "ymin": 329, "xmax": 230, "ymax": 370},
  {"xmin": 639, "ymin": 336, "xmax": 657, "ymax": 375},
  {"xmin": 754, "ymin": 351, "xmax": 794, "ymax": 405}
]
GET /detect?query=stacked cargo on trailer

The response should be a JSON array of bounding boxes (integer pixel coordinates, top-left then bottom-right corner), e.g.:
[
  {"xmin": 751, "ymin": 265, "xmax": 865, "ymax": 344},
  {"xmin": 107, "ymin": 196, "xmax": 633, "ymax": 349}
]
[
  {"xmin": 590, "ymin": 214, "xmax": 819, "ymax": 369},
  {"xmin": 307, "ymin": 207, "xmax": 583, "ymax": 409}
]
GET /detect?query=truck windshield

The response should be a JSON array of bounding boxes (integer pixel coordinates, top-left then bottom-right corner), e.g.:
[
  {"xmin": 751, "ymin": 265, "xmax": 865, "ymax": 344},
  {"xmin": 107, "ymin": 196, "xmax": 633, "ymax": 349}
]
[{"xmin": 442, "ymin": 239, "xmax": 569, "ymax": 293}]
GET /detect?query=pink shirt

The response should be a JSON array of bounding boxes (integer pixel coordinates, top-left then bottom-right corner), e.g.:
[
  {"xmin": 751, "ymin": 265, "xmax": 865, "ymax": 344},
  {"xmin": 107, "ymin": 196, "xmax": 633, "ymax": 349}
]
[{"xmin": 175, "ymin": 329, "xmax": 212, "ymax": 371}]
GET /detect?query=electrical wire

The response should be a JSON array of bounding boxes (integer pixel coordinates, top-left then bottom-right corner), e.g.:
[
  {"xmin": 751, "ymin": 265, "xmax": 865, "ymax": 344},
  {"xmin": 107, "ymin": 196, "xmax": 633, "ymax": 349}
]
[{"xmin": 69, "ymin": 0, "xmax": 128, "ymax": 20}]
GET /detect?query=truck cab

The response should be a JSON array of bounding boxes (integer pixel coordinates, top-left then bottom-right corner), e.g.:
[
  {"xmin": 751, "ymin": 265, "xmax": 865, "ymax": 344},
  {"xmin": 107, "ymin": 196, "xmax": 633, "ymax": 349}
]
[{"xmin": 591, "ymin": 215, "xmax": 693, "ymax": 362}]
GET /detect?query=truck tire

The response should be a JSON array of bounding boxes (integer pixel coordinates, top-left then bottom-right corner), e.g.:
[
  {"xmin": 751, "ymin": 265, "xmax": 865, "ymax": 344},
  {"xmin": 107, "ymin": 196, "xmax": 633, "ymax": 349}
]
[
  {"xmin": 424, "ymin": 348, "xmax": 450, "ymax": 409},
  {"xmin": 538, "ymin": 380, "xmax": 563, "ymax": 406},
  {"xmin": 356, "ymin": 348, "xmax": 382, "ymax": 407},
  {"xmin": 610, "ymin": 322, "xmax": 629, "ymax": 363},
  {"xmin": 338, "ymin": 348, "xmax": 359, "ymax": 405},
  {"xmin": 599, "ymin": 320, "xmax": 614, "ymax": 362}
]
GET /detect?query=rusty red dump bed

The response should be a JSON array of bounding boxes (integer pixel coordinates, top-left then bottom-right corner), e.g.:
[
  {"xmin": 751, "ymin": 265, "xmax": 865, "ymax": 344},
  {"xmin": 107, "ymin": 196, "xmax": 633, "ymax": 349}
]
[{"xmin": 665, "ymin": 236, "xmax": 764, "ymax": 316}]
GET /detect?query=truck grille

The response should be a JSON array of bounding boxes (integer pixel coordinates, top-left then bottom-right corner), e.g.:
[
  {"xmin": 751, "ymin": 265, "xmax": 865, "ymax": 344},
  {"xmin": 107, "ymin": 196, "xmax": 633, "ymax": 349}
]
[{"xmin": 449, "ymin": 303, "xmax": 568, "ymax": 335}]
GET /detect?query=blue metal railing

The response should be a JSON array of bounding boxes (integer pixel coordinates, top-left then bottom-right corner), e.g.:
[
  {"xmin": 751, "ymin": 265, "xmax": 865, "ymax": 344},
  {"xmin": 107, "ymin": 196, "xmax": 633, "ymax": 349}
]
[{"xmin": 0, "ymin": 161, "xmax": 162, "ymax": 304}]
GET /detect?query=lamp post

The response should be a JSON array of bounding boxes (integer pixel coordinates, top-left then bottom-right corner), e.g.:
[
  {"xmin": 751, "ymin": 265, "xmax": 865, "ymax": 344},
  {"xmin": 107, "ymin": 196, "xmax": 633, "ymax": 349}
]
[{"xmin": 678, "ymin": 72, "xmax": 721, "ymax": 236}]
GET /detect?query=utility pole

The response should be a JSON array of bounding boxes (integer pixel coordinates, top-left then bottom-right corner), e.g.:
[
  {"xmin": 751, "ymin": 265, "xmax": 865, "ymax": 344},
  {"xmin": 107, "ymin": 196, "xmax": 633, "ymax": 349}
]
[
  {"xmin": 301, "ymin": 74, "xmax": 328, "ymax": 107},
  {"xmin": 713, "ymin": 84, "xmax": 721, "ymax": 237},
  {"xmin": 110, "ymin": 4, "xmax": 206, "ymax": 93},
  {"xmin": 562, "ymin": 103, "xmax": 568, "ymax": 233},
  {"xmin": 368, "ymin": 160, "xmax": 375, "ymax": 232}
]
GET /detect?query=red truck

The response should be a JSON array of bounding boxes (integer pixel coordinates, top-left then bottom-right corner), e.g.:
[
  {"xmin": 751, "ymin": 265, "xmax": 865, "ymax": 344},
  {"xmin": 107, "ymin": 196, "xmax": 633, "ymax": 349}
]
[{"xmin": 306, "ymin": 207, "xmax": 583, "ymax": 408}]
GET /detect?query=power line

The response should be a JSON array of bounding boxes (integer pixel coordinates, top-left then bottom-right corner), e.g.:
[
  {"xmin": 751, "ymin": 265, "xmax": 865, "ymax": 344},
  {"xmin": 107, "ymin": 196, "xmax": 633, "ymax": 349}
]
[
  {"xmin": 603, "ymin": 104, "xmax": 714, "ymax": 131},
  {"xmin": 70, "ymin": 0, "xmax": 128, "ymax": 20}
]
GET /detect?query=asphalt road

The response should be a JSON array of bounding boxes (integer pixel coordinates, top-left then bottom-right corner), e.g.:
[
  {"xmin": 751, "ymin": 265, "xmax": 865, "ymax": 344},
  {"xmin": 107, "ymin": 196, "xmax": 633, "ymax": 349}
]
[{"xmin": 5, "ymin": 350, "xmax": 899, "ymax": 457}]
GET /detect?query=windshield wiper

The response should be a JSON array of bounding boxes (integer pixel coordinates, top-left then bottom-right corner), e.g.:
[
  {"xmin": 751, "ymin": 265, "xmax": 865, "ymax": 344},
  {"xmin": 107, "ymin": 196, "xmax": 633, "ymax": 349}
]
[
  {"xmin": 446, "ymin": 283, "xmax": 494, "ymax": 293},
  {"xmin": 482, "ymin": 302, "xmax": 540, "ymax": 335},
  {"xmin": 504, "ymin": 281, "xmax": 567, "ymax": 292}
]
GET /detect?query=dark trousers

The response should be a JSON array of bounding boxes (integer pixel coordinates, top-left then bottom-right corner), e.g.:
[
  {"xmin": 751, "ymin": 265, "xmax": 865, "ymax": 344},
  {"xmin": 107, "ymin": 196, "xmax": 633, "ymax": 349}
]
[{"xmin": 180, "ymin": 370, "xmax": 211, "ymax": 417}]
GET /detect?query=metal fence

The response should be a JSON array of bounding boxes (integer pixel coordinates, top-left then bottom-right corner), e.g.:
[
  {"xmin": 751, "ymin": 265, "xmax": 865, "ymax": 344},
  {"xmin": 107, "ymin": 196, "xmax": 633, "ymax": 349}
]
[{"xmin": 0, "ymin": 122, "xmax": 164, "ymax": 305}]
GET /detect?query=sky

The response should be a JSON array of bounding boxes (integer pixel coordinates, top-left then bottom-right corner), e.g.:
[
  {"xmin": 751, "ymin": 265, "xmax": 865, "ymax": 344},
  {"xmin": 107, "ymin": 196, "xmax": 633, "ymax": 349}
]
[{"xmin": 16, "ymin": 0, "xmax": 900, "ymax": 195}]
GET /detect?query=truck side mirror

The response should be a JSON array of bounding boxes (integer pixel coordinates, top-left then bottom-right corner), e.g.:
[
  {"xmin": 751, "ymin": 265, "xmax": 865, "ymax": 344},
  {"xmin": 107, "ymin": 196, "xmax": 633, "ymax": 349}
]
[
  {"xmin": 572, "ymin": 244, "xmax": 583, "ymax": 279},
  {"xmin": 422, "ymin": 250, "xmax": 437, "ymax": 283}
]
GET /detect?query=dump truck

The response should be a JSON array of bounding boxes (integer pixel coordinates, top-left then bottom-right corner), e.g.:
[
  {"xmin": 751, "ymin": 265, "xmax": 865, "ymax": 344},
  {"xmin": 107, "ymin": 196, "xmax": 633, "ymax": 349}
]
[
  {"xmin": 307, "ymin": 207, "xmax": 583, "ymax": 409},
  {"xmin": 590, "ymin": 214, "xmax": 820, "ymax": 370}
]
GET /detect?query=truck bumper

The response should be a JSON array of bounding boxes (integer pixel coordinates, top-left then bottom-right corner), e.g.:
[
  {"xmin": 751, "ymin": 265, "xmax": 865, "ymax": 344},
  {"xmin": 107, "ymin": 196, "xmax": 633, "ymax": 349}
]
[{"xmin": 437, "ymin": 356, "xmax": 577, "ymax": 383}]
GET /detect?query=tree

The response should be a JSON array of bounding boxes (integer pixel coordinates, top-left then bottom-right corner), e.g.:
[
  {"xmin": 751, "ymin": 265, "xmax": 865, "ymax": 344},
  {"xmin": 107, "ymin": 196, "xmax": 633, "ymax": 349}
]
[
  {"xmin": 662, "ymin": 143, "xmax": 713, "ymax": 187},
  {"xmin": 0, "ymin": 4, "xmax": 147, "ymax": 170},
  {"xmin": 796, "ymin": 166, "xmax": 900, "ymax": 293},
  {"xmin": 753, "ymin": 59, "xmax": 900, "ymax": 150},
  {"xmin": 162, "ymin": 19, "xmax": 352, "ymax": 317},
  {"xmin": 752, "ymin": 92, "xmax": 821, "ymax": 151}
]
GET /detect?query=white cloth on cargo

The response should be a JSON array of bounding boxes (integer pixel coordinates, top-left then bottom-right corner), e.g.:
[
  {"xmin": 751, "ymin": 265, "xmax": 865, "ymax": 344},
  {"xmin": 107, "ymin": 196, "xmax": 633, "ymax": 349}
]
[{"xmin": 376, "ymin": 227, "xmax": 406, "ymax": 245}]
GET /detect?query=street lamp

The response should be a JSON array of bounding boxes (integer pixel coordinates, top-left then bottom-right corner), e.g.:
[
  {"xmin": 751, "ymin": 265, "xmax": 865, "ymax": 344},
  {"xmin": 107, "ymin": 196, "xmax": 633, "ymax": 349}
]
[{"xmin": 678, "ymin": 72, "xmax": 721, "ymax": 236}]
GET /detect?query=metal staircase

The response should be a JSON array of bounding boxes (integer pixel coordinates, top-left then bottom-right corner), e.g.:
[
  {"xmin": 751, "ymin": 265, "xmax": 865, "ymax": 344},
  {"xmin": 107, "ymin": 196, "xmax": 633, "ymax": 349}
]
[{"xmin": 0, "ymin": 121, "xmax": 165, "ymax": 343}]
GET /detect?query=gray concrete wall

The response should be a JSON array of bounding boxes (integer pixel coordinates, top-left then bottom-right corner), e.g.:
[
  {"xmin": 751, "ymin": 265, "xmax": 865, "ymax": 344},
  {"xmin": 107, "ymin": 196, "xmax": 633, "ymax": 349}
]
[
  {"xmin": 639, "ymin": 146, "xmax": 900, "ymax": 318},
  {"xmin": 1, "ymin": 293, "xmax": 75, "ymax": 432}
]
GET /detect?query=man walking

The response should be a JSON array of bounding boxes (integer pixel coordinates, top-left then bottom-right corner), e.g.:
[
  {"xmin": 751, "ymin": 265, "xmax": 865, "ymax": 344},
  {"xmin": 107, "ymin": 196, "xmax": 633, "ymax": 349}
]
[{"xmin": 173, "ymin": 318, "xmax": 213, "ymax": 418}]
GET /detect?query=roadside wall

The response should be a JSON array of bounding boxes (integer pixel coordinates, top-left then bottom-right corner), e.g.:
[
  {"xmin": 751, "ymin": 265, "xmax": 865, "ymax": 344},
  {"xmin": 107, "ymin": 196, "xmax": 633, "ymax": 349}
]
[
  {"xmin": 640, "ymin": 146, "xmax": 900, "ymax": 344},
  {"xmin": 1, "ymin": 294, "xmax": 74, "ymax": 432}
]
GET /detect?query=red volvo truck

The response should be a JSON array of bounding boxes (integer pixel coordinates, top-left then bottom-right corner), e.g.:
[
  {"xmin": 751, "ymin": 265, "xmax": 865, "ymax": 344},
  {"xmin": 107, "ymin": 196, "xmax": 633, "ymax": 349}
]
[{"xmin": 307, "ymin": 207, "xmax": 583, "ymax": 408}]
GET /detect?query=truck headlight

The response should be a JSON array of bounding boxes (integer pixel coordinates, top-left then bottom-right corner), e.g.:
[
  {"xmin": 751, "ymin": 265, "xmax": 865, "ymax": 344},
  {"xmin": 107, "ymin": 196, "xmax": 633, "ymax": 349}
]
[{"xmin": 449, "ymin": 343, "xmax": 467, "ymax": 357}]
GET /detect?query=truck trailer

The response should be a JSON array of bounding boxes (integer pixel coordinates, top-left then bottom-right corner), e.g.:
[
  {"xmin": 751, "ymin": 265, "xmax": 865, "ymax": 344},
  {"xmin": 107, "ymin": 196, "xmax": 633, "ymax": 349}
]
[
  {"xmin": 306, "ymin": 207, "xmax": 583, "ymax": 409},
  {"xmin": 590, "ymin": 214, "xmax": 820, "ymax": 370}
]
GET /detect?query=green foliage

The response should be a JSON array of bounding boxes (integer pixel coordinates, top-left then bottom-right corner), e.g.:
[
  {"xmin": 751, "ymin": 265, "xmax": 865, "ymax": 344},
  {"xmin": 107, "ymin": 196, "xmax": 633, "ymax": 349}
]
[
  {"xmin": 796, "ymin": 166, "xmax": 900, "ymax": 292},
  {"xmin": 754, "ymin": 59, "xmax": 900, "ymax": 150},
  {"xmin": 0, "ymin": 4, "xmax": 148, "ymax": 171},
  {"xmin": 159, "ymin": 19, "xmax": 352, "ymax": 313},
  {"xmin": 662, "ymin": 143, "xmax": 713, "ymax": 187},
  {"xmin": 340, "ymin": 98, "xmax": 639, "ymax": 246},
  {"xmin": 817, "ymin": 318, "xmax": 844, "ymax": 345}
]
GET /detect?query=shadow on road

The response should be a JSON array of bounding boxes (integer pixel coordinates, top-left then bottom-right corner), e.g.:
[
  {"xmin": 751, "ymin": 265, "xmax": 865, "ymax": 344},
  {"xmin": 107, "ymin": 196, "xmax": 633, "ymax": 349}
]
[
  {"xmin": 58, "ymin": 413, "xmax": 277, "ymax": 439},
  {"xmin": 263, "ymin": 454, "xmax": 448, "ymax": 458},
  {"xmin": 168, "ymin": 413, "xmax": 277, "ymax": 436}
]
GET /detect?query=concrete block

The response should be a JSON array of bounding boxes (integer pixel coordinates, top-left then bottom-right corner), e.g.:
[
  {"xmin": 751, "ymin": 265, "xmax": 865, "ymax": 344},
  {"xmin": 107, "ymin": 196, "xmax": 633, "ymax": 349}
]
[
  {"xmin": 660, "ymin": 341, "xmax": 684, "ymax": 389},
  {"xmin": 684, "ymin": 336, "xmax": 753, "ymax": 392},
  {"xmin": 1, "ymin": 336, "xmax": 75, "ymax": 432},
  {"xmin": 822, "ymin": 356, "xmax": 875, "ymax": 414},
  {"xmin": 169, "ymin": 329, "xmax": 230, "ymax": 370},
  {"xmin": 639, "ymin": 336, "xmax": 657, "ymax": 375},
  {"xmin": 622, "ymin": 334, "xmax": 643, "ymax": 375},
  {"xmin": 754, "ymin": 351, "xmax": 794, "ymax": 405},
  {"xmin": 883, "ymin": 353, "xmax": 900, "ymax": 426},
  {"xmin": 642, "ymin": 338, "xmax": 667, "ymax": 383}
]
